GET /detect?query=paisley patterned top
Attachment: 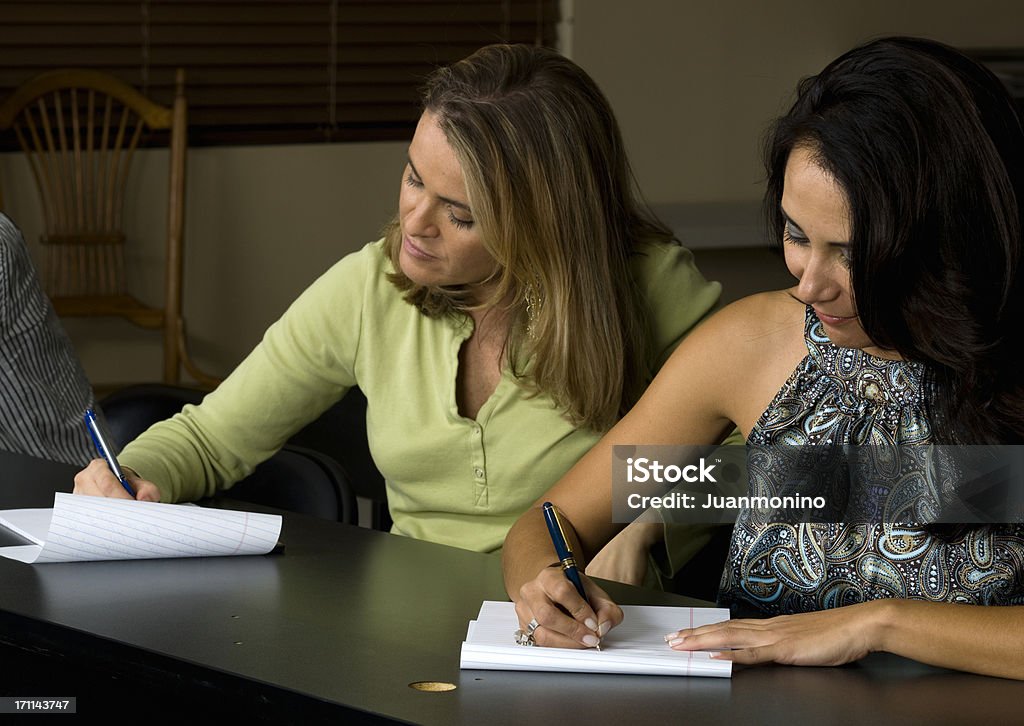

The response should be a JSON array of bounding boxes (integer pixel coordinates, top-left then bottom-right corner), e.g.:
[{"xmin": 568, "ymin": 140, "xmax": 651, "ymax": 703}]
[{"xmin": 718, "ymin": 307, "xmax": 1024, "ymax": 614}]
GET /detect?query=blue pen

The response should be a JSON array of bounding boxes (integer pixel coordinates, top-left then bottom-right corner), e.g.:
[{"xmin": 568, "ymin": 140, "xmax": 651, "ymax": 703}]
[
  {"xmin": 542, "ymin": 501, "xmax": 601, "ymax": 649},
  {"xmin": 84, "ymin": 409, "xmax": 135, "ymax": 497}
]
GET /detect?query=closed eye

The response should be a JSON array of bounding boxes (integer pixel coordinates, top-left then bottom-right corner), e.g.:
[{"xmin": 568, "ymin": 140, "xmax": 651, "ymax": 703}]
[
  {"xmin": 447, "ymin": 209, "xmax": 474, "ymax": 230},
  {"xmin": 783, "ymin": 218, "xmax": 852, "ymax": 268},
  {"xmin": 783, "ymin": 220, "xmax": 808, "ymax": 244}
]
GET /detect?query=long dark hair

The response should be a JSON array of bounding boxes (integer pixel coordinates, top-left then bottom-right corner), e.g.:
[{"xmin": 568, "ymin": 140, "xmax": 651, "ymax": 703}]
[{"xmin": 764, "ymin": 36, "xmax": 1024, "ymax": 444}]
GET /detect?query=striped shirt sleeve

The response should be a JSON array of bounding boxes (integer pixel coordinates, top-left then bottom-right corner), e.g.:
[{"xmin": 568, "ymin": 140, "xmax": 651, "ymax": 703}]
[{"xmin": 0, "ymin": 213, "xmax": 98, "ymax": 466}]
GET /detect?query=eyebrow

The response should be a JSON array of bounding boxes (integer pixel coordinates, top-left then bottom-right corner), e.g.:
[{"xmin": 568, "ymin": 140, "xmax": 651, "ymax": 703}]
[{"xmin": 407, "ymin": 157, "xmax": 473, "ymax": 214}]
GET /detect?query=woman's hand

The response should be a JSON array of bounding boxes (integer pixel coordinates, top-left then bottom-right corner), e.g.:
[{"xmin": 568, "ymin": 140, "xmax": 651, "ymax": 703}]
[
  {"xmin": 73, "ymin": 459, "xmax": 161, "ymax": 501},
  {"xmin": 514, "ymin": 565, "xmax": 624, "ymax": 649},
  {"xmin": 666, "ymin": 601, "xmax": 884, "ymax": 666},
  {"xmin": 585, "ymin": 521, "xmax": 662, "ymax": 586}
]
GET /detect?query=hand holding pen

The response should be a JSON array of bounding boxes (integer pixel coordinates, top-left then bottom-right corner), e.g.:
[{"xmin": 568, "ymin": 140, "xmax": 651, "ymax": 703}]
[
  {"xmin": 83, "ymin": 409, "xmax": 134, "ymax": 496},
  {"xmin": 73, "ymin": 410, "xmax": 160, "ymax": 501},
  {"xmin": 512, "ymin": 502, "xmax": 624, "ymax": 649}
]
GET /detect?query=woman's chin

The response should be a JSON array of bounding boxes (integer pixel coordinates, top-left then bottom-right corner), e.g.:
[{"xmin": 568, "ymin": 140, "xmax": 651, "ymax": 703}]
[{"xmin": 397, "ymin": 251, "xmax": 436, "ymax": 286}]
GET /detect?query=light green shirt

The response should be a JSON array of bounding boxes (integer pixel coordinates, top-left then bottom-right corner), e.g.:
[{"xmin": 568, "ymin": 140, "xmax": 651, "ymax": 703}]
[{"xmin": 121, "ymin": 239, "xmax": 720, "ymax": 553}]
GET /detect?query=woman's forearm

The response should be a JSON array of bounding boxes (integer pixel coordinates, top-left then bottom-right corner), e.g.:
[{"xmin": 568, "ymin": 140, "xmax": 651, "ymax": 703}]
[
  {"xmin": 874, "ymin": 600, "xmax": 1024, "ymax": 679},
  {"xmin": 502, "ymin": 506, "xmax": 561, "ymax": 600},
  {"xmin": 669, "ymin": 597, "xmax": 1024, "ymax": 679}
]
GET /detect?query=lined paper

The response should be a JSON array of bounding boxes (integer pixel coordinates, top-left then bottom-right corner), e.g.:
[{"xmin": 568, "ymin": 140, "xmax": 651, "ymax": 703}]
[
  {"xmin": 460, "ymin": 601, "xmax": 732, "ymax": 677},
  {"xmin": 0, "ymin": 493, "xmax": 282, "ymax": 564}
]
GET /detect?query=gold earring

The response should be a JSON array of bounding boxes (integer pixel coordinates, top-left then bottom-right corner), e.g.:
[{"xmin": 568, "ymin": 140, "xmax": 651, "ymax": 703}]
[{"xmin": 525, "ymin": 283, "xmax": 541, "ymax": 339}]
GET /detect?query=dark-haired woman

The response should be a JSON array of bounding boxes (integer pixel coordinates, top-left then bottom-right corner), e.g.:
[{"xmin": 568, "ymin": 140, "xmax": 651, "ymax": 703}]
[{"xmin": 503, "ymin": 36, "xmax": 1024, "ymax": 679}]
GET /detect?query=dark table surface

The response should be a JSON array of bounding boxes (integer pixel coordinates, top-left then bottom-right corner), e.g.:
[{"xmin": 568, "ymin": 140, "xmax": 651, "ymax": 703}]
[{"xmin": 0, "ymin": 451, "xmax": 1021, "ymax": 724}]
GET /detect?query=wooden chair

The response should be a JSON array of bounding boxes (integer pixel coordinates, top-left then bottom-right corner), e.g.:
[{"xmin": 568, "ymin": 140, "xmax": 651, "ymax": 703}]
[{"xmin": 0, "ymin": 68, "xmax": 217, "ymax": 387}]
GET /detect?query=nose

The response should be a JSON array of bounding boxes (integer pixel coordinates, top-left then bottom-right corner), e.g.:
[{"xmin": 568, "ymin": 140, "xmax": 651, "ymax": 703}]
[
  {"xmin": 795, "ymin": 249, "xmax": 841, "ymax": 304},
  {"xmin": 403, "ymin": 196, "xmax": 440, "ymax": 239}
]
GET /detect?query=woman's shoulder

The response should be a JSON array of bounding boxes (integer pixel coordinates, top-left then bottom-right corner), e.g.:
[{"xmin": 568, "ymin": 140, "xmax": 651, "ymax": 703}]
[
  {"xmin": 661, "ymin": 290, "xmax": 806, "ymax": 436},
  {"xmin": 303, "ymin": 238, "xmax": 398, "ymax": 298},
  {"xmin": 636, "ymin": 289, "xmax": 807, "ymax": 441},
  {"xmin": 320, "ymin": 238, "xmax": 391, "ymax": 276},
  {"xmin": 661, "ymin": 289, "xmax": 805, "ymax": 365},
  {"xmin": 682, "ymin": 289, "xmax": 806, "ymax": 383},
  {"xmin": 631, "ymin": 240, "xmax": 719, "ymax": 295},
  {"xmin": 274, "ymin": 239, "xmax": 400, "ymax": 325},
  {"xmin": 710, "ymin": 289, "xmax": 805, "ymax": 342},
  {"xmin": 630, "ymin": 241, "xmax": 722, "ymax": 341}
]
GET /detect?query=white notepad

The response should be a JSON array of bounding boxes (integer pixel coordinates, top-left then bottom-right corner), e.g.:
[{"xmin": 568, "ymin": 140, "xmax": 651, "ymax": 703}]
[
  {"xmin": 460, "ymin": 600, "xmax": 732, "ymax": 677},
  {"xmin": 0, "ymin": 492, "xmax": 282, "ymax": 563}
]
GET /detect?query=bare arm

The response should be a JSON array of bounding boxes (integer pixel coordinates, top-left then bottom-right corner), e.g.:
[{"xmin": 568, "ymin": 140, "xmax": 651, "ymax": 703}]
[
  {"xmin": 585, "ymin": 520, "xmax": 664, "ymax": 586},
  {"xmin": 878, "ymin": 601, "xmax": 1024, "ymax": 679},
  {"xmin": 670, "ymin": 599, "xmax": 1024, "ymax": 680},
  {"xmin": 504, "ymin": 290, "xmax": 1024, "ymax": 678},
  {"xmin": 502, "ymin": 293, "xmax": 802, "ymax": 645},
  {"xmin": 502, "ymin": 507, "xmax": 623, "ymax": 648}
]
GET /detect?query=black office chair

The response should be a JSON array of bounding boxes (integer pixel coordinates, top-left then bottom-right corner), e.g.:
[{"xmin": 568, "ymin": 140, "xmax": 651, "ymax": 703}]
[
  {"xmin": 98, "ymin": 384, "xmax": 357, "ymax": 524},
  {"xmin": 100, "ymin": 383, "xmax": 206, "ymax": 449},
  {"xmin": 288, "ymin": 387, "xmax": 391, "ymax": 531},
  {"xmin": 225, "ymin": 444, "xmax": 357, "ymax": 524}
]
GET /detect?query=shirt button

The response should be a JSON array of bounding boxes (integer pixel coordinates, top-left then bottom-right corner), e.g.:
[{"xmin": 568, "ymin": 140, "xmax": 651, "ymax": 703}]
[{"xmin": 474, "ymin": 467, "xmax": 485, "ymax": 478}]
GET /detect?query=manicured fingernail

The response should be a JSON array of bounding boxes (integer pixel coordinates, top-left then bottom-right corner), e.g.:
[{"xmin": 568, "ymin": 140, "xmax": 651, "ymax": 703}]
[
  {"xmin": 584, "ymin": 618, "xmax": 598, "ymax": 631},
  {"xmin": 582, "ymin": 634, "xmax": 600, "ymax": 647},
  {"xmin": 598, "ymin": 621, "xmax": 610, "ymax": 636},
  {"xmin": 663, "ymin": 632, "xmax": 679, "ymax": 641},
  {"xmin": 668, "ymin": 637, "xmax": 685, "ymax": 647}
]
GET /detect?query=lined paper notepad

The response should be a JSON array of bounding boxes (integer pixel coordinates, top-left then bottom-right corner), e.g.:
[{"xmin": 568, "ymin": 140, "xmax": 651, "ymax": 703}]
[
  {"xmin": 460, "ymin": 601, "xmax": 732, "ymax": 677},
  {"xmin": 0, "ymin": 492, "xmax": 282, "ymax": 564}
]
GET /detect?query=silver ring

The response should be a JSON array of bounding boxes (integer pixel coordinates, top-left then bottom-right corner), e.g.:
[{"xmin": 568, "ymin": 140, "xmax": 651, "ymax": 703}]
[
  {"xmin": 514, "ymin": 628, "xmax": 536, "ymax": 646},
  {"xmin": 527, "ymin": 618, "xmax": 539, "ymax": 635}
]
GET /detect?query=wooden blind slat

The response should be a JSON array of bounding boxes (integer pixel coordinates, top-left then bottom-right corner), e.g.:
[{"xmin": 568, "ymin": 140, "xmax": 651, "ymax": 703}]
[
  {"xmin": 187, "ymin": 85, "xmax": 420, "ymax": 106},
  {"xmin": 0, "ymin": 6, "xmax": 139, "ymax": 24},
  {"xmin": 0, "ymin": 27, "xmax": 141, "ymax": 44},
  {"xmin": 190, "ymin": 105, "xmax": 415, "ymax": 124},
  {"xmin": 0, "ymin": 0, "xmax": 560, "ymax": 148},
  {"xmin": 0, "ymin": 49, "xmax": 150, "ymax": 66},
  {"xmin": 143, "ymin": 3, "xmax": 554, "ymax": 25}
]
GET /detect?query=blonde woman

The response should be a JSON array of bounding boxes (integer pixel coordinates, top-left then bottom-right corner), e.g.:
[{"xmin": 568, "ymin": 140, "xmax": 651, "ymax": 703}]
[{"xmin": 74, "ymin": 44, "xmax": 720, "ymax": 553}]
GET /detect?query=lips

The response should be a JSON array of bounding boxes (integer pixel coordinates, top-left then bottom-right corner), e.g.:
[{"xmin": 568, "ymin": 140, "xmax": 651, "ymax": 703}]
[
  {"xmin": 814, "ymin": 307, "xmax": 857, "ymax": 325},
  {"xmin": 403, "ymin": 235, "xmax": 438, "ymax": 261}
]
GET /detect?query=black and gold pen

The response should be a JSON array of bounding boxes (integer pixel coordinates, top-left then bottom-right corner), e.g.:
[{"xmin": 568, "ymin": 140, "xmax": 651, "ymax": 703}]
[{"xmin": 543, "ymin": 501, "xmax": 602, "ymax": 650}]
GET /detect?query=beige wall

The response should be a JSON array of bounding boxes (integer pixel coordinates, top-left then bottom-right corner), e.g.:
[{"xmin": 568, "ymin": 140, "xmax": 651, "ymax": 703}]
[
  {"xmin": 0, "ymin": 142, "xmax": 407, "ymax": 385},
  {"xmin": 2, "ymin": 0, "xmax": 1023, "ymax": 386},
  {"xmin": 572, "ymin": 0, "xmax": 1024, "ymax": 204}
]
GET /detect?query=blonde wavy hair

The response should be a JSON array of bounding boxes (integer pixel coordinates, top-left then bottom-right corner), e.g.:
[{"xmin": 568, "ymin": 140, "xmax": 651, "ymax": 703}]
[{"xmin": 386, "ymin": 44, "xmax": 673, "ymax": 431}]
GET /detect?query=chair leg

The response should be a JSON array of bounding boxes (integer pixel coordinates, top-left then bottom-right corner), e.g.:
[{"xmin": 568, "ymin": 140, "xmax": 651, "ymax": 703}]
[
  {"xmin": 163, "ymin": 315, "xmax": 181, "ymax": 385},
  {"xmin": 175, "ymin": 318, "xmax": 221, "ymax": 390}
]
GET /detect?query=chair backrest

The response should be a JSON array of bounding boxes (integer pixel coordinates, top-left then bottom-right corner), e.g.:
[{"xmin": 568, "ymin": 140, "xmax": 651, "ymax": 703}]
[
  {"xmin": 288, "ymin": 387, "xmax": 390, "ymax": 530},
  {"xmin": 98, "ymin": 383, "xmax": 357, "ymax": 525},
  {"xmin": 225, "ymin": 444, "xmax": 357, "ymax": 525},
  {"xmin": 100, "ymin": 383, "xmax": 205, "ymax": 450},
  {"xmin": 0, "ymin": 68, "xmax": 211, "ymax": 386}
]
